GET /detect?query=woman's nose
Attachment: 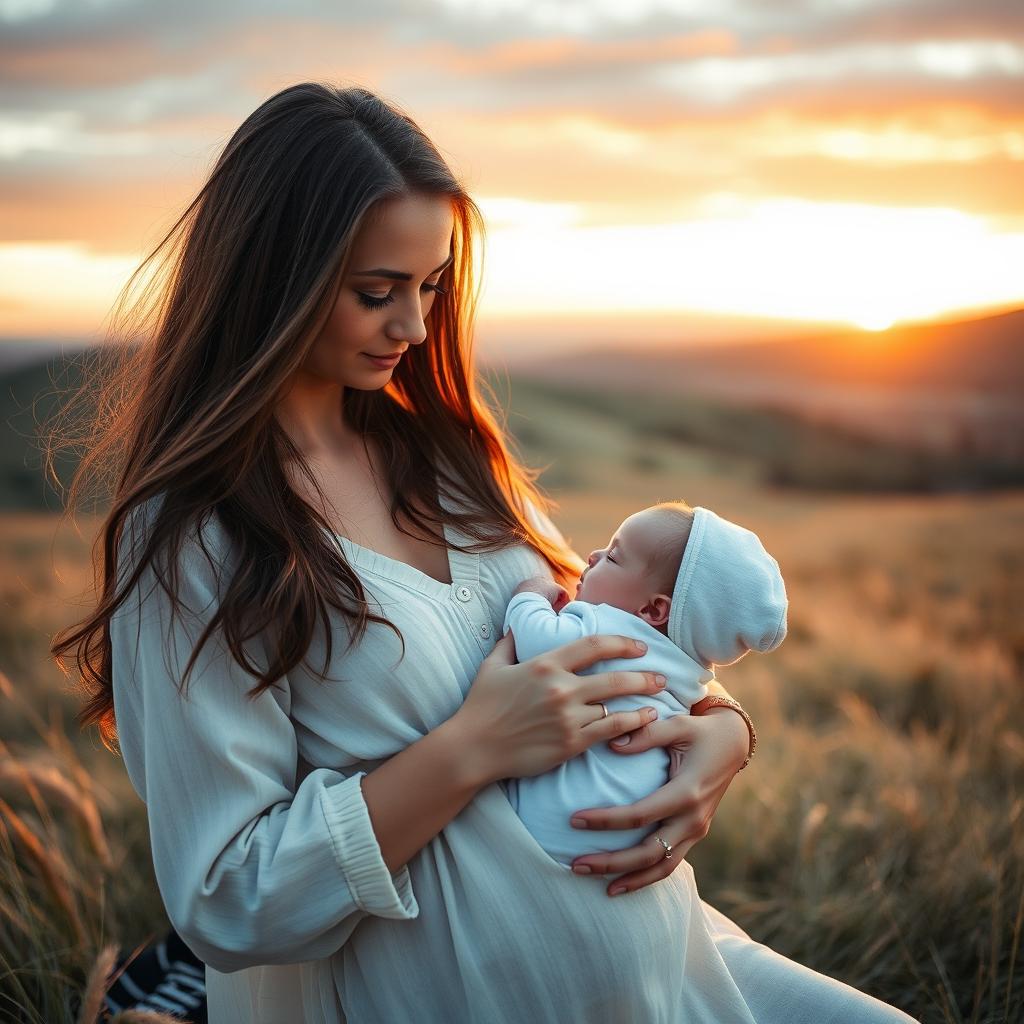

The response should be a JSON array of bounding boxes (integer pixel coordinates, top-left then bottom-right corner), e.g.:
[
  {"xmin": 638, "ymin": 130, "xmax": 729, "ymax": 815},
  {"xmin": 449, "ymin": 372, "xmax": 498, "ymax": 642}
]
[
  {"xmin": 386, "ymin": 302, "xmax": 429, "ymax": 346},
  {"xmin": 386, "ymin": 323, "xmax": 426, "ymax": 346}
]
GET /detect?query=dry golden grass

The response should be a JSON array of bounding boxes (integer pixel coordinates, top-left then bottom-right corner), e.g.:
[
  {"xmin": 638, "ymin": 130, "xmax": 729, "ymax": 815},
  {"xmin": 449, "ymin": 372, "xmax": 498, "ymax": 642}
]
[{"xmin": 0, "ymin": 513, "xmax": 170, "ymax": 1021}]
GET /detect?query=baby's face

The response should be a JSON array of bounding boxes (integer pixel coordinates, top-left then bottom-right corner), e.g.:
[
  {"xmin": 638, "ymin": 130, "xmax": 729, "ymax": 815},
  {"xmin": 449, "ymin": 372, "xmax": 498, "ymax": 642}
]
[{"xmin": 575, "ymin": 509, "xmax": 670, "ymax": 619}]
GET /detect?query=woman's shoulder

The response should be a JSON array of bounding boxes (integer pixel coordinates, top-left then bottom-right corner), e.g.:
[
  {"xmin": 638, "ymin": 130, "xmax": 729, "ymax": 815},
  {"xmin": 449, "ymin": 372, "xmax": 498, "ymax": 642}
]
[{"xmin": 118, "ymin": 493, "xmax": 236, "ymax": 599}]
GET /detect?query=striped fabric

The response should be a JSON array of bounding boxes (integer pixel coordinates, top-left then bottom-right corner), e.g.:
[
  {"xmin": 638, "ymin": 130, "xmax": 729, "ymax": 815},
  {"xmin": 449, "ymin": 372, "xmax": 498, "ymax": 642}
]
[{"xmin": 103, "ymin": 928, "xmax": 207, "ymax": 1022}]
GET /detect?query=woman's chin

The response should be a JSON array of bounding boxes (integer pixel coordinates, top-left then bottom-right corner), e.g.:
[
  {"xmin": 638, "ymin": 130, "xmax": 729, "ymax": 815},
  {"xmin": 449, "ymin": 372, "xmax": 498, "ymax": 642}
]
[{"xmin": 347, "ymin": 371, "xmax": 395, "ymax": 389}]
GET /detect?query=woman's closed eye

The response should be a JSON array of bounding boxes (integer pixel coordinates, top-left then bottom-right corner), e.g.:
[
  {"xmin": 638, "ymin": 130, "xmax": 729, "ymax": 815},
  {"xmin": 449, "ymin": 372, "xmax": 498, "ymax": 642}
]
[{"xmin": 357, "ymin": 282, "xmax": 448, "ymax": 310}]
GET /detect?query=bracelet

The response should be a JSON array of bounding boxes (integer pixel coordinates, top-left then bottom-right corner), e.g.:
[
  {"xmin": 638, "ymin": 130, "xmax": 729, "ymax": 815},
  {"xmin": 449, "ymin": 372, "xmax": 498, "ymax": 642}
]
[{"xmin": 690, "ymin": 694, "xmax": 757, "ymax": 770}]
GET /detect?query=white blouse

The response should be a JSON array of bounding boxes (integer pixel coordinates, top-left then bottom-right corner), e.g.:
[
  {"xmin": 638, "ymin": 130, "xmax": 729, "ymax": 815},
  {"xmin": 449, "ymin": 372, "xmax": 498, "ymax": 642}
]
[{"xmin": 110, "ymin": 491, "xmax": 914, "ymax": 1023}]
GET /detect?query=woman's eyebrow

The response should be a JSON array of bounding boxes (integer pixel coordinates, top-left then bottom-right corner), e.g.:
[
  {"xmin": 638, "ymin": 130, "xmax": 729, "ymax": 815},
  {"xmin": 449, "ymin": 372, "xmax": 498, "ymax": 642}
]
[{"xmin": 352, "ymin": 254, "xmax": 453, "ymax": 280}]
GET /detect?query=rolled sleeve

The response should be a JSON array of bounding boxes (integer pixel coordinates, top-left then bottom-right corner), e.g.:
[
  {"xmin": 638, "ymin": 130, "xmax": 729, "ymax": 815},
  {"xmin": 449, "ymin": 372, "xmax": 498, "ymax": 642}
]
[{"xmin": 320, "ymin": 771, "xmax": 418, "ymax": 919}]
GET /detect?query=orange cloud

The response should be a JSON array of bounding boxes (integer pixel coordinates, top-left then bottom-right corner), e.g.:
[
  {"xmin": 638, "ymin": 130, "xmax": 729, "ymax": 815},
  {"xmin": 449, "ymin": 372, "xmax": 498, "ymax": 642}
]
[
  {"xmin": 437, "ymin": 29, "xmax": 740, "ymax": 76},
  {"xmin": 0, "ymin": 175, "xmax": 196, "ymax": 254},
  {"xmin": 425, "ymin": 102, "xmax": 1024, "ymax": 222},
  {"xmin": 1, "ymin": 36, "xmax": 194, "ymax": 88}
]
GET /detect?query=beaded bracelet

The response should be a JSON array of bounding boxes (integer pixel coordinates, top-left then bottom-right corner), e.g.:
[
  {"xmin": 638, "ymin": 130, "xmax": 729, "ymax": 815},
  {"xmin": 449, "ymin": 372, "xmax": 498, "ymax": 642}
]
[{"xmin": 689, "ymin": 694, "xmax": 757, "ymax": 770}]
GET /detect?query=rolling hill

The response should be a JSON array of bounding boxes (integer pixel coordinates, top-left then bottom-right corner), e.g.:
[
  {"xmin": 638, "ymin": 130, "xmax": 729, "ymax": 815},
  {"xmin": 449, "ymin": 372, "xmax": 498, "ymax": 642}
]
[{"xmin": 513, "ymin": 308, "xmax": 1024, "ymax": 458}]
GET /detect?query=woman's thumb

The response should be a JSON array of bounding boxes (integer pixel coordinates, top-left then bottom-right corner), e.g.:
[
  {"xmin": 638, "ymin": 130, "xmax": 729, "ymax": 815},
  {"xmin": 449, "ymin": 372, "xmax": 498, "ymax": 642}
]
[{"xmin": 486, "ymin": 630, "xmax": 516, "ymax": 664}]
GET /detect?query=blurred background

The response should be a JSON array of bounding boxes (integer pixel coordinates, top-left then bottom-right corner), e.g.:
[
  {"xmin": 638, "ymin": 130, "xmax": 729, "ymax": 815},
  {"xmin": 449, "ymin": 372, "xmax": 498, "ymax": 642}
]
[{"xmin": 1, "ymin": 2, "xmax": 1022, "ymax": 1021}]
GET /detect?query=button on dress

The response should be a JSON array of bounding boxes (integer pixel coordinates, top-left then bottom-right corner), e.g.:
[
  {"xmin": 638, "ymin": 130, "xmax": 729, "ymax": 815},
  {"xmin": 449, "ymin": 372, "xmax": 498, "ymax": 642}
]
[{"xmin": 110, "ymin": 493, "xmax": 915, "ymax": 1024}]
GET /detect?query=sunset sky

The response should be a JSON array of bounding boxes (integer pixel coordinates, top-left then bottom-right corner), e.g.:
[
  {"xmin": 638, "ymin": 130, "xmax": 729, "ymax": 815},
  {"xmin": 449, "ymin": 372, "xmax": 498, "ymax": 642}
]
[{"xmin": 2, "ymin": 0, "xmax": 1023, "ymax": 355}]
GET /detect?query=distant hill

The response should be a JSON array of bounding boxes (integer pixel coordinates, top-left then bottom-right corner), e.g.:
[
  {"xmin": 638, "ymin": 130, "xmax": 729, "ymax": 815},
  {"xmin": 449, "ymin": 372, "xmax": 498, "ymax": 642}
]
[
  {"xmin": 0, "ymin": 339, "xmax": 89, "ymax": 375},
  {"xmin": 484, "ymin": 372, "xmax": 1024, "ymax": 496},
  {"xmin": 515, "ymin": 308, "xmax": 1024, "ymax": 458},
  {"xmin": 517, "ymin": 308, "xmax": 1024, "ymax": 395},
  {"xmin": 0, "ymin": 350, "xmax": 89, "ymax": 511}
]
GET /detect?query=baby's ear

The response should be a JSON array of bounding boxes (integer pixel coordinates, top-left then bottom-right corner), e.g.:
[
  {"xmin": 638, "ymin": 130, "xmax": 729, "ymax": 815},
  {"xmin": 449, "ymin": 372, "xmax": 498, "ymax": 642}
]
[{"xmin": 639, "ymin": 594, "xmax": 671, "ymax": 628}]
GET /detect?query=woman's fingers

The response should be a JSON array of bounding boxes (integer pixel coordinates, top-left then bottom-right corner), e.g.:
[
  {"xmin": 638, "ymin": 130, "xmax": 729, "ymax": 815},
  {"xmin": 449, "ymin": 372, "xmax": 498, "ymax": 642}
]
[
  {"xmin": 484, "ymin": 630, "xmax": 516, "ymax": 664},
  {"xmin": 555, "ymin": 634, "xmax": 648, "ymax": 673},
  {"xmin": 569, "ymin": 771, "xmax": 699, "ymax": 833},
  {"xmin": 573, "ymin": 667, "xmax": 667, "ymax": 709},
  {"xmin": 570, "ymin": 813, "xmax": 710, "ymax": 895},
  {"xmin": 605, "ymin": 713, "xmax": 698, "ymax": 755},
  {"xmin": 565, "ymin": 705, "xmax": 749, "ymax": 895},
  {"xmin": 579, "ymin": 704, "xmax": 659, "ymax": 738}
]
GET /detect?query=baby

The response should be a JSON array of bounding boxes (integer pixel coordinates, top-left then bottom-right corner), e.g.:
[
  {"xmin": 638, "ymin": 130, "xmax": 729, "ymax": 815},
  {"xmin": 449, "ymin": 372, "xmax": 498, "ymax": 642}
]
[{"xmin": 502, "ymin": 500, "xmax": 788, "ymax": 868}]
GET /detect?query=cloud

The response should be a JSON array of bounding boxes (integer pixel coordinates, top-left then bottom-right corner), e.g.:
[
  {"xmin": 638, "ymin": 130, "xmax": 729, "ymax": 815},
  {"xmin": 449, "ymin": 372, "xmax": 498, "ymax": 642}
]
[
  {"xmin": 3, "ymin": 3, "xmax": 1022, "ymax": 125},
  {"xmin": 429, "ymin": 104, "xmax": 1024, "ymax": 221},
  {"xmin": 797, "ymin": 0, "xmax": 1024, "ymax": 49},
  {"xmin": 651, "ymin": 40, "xmax": 1024, "ymax": 104}
]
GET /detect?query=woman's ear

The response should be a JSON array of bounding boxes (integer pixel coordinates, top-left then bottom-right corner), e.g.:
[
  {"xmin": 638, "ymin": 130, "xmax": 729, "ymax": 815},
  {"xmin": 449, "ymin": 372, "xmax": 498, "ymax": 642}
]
[{"xmin": 638, "ymin": 594, "xmax": 671, "ymax": 629}]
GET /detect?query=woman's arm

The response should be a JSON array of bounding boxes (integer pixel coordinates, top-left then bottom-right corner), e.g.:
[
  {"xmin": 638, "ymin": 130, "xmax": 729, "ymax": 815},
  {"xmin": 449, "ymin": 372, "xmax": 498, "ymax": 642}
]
[
  {"xmin": 112, "ymin": 529, "xmax": 441, "ymax": 972},
  {"xmin": 704, "ymin": 678, "xmax": 736, "ymax": 701}
]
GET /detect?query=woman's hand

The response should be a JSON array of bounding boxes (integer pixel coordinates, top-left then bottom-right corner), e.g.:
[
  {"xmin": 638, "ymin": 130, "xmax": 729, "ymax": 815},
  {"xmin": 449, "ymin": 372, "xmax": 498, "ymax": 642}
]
[
  {"xmin": 566, "ymin": 708, "xmax": 750, "ymax": 897},
  {"xmin": 452, "ymin": 632, "xmax": 668, "ymax": 786}
]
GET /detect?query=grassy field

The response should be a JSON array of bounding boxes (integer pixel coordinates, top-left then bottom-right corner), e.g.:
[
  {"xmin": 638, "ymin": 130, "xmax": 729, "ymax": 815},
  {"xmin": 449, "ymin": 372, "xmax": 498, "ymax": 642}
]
[{"xmin": 1, "ymin": 385, "xmax": 1022, "ymax": 1021}]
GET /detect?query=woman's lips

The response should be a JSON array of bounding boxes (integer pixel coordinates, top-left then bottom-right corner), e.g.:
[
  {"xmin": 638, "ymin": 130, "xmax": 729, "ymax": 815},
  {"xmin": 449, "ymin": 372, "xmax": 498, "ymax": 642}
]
[{"xmin": 363, "ymin": 352, "xmax": 402, "ymax": 369}]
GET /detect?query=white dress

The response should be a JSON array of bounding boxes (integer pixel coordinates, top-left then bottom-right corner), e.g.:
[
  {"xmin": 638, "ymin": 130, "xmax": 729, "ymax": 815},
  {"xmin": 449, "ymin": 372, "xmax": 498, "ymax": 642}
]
[{"xmin": 110, "ymin": 492, "xmax": 917, "ymax": 1024}]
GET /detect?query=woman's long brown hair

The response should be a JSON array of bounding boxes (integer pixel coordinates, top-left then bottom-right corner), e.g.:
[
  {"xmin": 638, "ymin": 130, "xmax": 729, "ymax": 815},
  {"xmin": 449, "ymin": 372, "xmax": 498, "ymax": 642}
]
[{"xmin": 49, "ymin": 82, "xmax": 581, "ymax": 753}]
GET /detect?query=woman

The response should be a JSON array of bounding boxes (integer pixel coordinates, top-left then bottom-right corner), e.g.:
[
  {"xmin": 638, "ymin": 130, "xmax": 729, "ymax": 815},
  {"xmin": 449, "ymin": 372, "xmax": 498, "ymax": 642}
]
[{"xmin": 53, "ymin": 82, "xmax": 915, "ymax": 1022}]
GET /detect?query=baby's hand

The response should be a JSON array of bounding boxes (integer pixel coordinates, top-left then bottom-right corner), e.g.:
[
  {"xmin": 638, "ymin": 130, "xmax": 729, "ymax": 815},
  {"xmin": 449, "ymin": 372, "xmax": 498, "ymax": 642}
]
[{"xmin": 512, "ymin": 575, "xmax": 571, "ymax": 612}]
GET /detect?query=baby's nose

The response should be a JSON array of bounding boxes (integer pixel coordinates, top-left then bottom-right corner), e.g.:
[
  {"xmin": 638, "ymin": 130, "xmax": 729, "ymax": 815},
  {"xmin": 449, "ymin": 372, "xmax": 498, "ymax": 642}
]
[{"xmin": 587, "ymin": 551, "xmax": 599, "ymax": 566}]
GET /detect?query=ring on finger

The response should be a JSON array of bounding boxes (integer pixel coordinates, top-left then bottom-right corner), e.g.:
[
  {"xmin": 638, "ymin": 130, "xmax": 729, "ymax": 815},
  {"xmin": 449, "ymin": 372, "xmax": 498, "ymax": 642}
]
[
  {"xmin": 597, "ymin": 702, "xmax": 608, "ymax": 720},
  {"xmin": 653, "ymin": 834, "xmax": 673, "ymax": 859}
]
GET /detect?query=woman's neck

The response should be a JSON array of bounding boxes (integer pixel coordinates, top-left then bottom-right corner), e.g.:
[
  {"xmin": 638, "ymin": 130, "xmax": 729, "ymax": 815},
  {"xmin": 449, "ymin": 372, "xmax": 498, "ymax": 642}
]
[{"xmin": 275, "ymin": 369, "xmax": 359, "ymax": 459}]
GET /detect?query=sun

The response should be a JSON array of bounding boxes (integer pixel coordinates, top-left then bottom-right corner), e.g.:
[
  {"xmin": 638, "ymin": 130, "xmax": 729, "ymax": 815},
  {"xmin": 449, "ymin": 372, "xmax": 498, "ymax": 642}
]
[{"xmin": 854, "ymin": 315, "xmax": 896, "ymax": 332}]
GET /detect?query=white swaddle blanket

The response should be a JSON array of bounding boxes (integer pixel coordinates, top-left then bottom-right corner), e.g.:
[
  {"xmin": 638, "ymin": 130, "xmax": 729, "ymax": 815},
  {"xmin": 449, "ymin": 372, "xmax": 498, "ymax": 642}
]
[
  {"xmin": 501, "ymin": 594, "xmax": 710, "ymax": 864},
  {"xmin": 502, "ymin": 505, "xmax": 790, "ymax": 865}
]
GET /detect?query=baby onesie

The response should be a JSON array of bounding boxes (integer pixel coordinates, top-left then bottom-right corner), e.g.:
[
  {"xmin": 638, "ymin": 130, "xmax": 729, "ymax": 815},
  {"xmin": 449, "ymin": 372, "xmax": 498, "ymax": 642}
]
[{"xmin": 502, "ymin": 593, "xmax": 712, "ymax": 866}]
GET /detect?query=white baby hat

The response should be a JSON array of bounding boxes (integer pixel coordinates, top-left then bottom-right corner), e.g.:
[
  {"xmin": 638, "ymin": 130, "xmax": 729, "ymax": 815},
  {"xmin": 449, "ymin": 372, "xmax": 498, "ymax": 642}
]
[{"xmin": 666, "ymin": 507, "xmax": 788, "ymax": 670}]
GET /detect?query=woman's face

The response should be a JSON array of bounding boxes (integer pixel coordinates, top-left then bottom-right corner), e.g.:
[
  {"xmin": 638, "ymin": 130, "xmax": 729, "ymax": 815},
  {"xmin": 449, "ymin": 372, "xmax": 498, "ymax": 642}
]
[{"xmin": 303, "ymin": 193, "xmax": 455, "ymax": 388}]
